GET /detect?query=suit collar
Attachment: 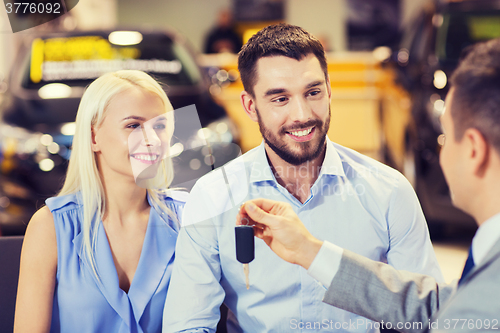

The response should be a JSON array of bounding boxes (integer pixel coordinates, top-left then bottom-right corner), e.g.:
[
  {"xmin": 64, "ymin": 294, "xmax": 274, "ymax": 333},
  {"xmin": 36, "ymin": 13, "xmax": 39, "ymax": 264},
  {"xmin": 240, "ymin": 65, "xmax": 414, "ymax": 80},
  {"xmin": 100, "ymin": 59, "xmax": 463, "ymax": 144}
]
[{"xmin": 458, "ymin": 235, "xmax": 500, "ymax": 287}]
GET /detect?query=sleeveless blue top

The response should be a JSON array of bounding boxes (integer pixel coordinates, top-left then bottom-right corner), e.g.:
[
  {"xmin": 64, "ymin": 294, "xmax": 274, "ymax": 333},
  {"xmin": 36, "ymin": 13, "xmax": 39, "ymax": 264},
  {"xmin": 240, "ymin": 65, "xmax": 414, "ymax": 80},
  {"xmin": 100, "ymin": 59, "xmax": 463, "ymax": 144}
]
[{"xmin": 45, "ymin": 191, "xmax": 187, "ymax": 333}]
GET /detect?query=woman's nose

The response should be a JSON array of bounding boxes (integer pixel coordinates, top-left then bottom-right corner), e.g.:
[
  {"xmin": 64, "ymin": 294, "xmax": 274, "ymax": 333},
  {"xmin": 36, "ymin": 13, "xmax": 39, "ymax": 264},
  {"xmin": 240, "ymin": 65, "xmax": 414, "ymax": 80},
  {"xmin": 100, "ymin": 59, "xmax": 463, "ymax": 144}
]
[{"xmin": 141, "ymin": 125, "xmax": 161, "ymax": 147}]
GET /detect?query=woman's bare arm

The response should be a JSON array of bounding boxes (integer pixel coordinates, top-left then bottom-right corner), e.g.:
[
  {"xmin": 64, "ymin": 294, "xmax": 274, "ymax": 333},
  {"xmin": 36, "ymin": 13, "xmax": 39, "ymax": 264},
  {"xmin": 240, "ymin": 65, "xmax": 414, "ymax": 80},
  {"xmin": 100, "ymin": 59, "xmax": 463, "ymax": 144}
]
[{"xmin": 14, "ymin": 206, "xmax": 57, "ymax": 333}]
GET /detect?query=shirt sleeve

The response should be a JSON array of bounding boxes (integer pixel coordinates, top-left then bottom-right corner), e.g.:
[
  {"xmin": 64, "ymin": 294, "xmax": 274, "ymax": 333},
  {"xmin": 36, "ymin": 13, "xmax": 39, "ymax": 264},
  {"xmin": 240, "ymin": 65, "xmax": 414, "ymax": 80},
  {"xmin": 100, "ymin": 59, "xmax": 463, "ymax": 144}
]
[
  {"xmin": 385, "ymin": 173, "xmax": 444, "ymax": 282},
  {"xmin": 163, "ymin": 185, "xmax": 224, "ymax": 333},
  {"xmin": 307, "ymin": 241, "xmax": 344, "ymax": 288}
]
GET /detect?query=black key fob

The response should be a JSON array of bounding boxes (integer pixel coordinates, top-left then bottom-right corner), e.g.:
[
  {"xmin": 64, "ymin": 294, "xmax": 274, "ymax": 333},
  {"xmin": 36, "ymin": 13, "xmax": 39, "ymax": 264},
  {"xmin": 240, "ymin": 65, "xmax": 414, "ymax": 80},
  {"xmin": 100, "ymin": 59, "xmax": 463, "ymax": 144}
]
[{"xmin": 235, "ymin": 225, "xmax": 255, "ymax": 264}]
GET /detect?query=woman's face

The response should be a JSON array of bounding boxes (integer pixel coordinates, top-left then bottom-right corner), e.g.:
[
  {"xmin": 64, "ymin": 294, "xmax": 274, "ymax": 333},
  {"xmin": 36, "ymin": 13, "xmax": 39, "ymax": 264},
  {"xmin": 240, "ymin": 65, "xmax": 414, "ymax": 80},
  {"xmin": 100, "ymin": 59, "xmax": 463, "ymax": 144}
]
[{"xmin": 92, "ymin": 87, "xmax": 172, "ymax": 187}]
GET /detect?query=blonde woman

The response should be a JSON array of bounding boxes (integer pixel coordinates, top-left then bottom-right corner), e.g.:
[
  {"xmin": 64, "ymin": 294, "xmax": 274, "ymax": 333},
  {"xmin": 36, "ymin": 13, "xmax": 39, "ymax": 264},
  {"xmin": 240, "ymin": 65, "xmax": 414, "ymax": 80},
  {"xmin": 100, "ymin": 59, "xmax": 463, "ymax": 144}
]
[{"xmin": 14, "ymin": 70, "xmax": 187, "ymax": 332}]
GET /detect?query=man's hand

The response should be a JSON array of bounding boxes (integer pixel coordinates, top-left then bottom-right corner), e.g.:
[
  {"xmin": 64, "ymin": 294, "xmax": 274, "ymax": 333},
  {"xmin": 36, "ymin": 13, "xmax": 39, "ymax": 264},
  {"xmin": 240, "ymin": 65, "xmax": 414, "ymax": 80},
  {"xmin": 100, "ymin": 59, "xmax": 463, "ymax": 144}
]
[{"xmin": 237, "ymin": 198, "xmax": 323, "ymax": 269}]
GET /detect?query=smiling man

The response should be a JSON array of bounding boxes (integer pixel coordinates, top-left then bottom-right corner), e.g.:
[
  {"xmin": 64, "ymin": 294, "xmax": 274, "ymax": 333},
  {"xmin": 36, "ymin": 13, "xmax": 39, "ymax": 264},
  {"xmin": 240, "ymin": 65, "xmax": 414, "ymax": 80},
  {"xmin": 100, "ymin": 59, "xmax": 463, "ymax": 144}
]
[{"xmin": 163, "ymin": 24, "xmax": 443, "ymax": 333}]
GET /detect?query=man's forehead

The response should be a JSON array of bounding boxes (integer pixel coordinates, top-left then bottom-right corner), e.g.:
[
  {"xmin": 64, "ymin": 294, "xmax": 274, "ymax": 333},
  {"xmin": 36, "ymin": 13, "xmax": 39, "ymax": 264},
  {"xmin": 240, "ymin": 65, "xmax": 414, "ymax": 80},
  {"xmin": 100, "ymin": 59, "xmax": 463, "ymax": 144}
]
[
  {"xmin": 255, "ymin": 53, "xmax": 319, "ymax": 69},
  {"xmin": 253, "ymin": 54, "xmax": 324, "ymax": 91}
]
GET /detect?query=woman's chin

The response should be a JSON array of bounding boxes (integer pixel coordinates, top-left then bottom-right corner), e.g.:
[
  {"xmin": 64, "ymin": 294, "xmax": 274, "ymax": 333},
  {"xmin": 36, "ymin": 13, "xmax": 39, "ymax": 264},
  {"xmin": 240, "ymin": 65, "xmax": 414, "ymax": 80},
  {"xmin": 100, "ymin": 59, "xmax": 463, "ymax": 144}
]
[{"xmin": 132, "ymin": 164, "xmax": 161, "ymax": 188}]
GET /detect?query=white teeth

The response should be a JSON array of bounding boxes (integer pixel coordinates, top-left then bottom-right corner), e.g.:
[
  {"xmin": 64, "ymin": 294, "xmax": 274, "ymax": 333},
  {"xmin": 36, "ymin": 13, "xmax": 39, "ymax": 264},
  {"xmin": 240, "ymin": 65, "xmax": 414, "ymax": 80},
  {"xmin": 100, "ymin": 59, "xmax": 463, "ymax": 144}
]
[
  {"xmin": 133, "ymin": 155, "xmax": 158, "ymax": 161},
  {"xmin": 290, "ymin": 128, "xmax": 313, "ymax": 137}
]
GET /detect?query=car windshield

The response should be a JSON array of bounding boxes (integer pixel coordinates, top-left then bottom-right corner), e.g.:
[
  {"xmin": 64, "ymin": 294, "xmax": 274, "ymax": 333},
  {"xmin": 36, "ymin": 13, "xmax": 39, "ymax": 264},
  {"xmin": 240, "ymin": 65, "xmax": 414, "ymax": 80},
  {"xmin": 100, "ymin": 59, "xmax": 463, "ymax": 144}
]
[
  {"xmin": 21, "ymin": 32, "xmax": 202, "ymax": 89},
  {"xmin": 436, "ymin": 10, "xmax": 500, "ymax": 63}
]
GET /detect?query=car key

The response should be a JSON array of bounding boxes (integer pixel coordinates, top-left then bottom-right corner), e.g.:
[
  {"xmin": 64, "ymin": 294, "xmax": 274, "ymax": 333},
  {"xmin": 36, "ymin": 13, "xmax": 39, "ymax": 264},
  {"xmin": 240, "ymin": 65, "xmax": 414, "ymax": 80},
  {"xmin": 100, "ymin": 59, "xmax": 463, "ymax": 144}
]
[{"xmin": 235, "ymin": 225, "xmax": 255, "ymax": 289}]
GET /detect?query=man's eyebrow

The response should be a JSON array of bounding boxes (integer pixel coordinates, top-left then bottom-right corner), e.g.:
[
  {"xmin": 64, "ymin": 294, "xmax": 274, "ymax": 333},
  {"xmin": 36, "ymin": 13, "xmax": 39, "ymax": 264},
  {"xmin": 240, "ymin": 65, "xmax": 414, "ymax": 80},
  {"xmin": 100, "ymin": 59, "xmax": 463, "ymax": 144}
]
[
  {"xmin": 306, "ymin": 80, "xmax": 325, "ymax": 89},
  {"xmin": 264, "ymin": 88, "xmax": 287, "ymax": 97}
]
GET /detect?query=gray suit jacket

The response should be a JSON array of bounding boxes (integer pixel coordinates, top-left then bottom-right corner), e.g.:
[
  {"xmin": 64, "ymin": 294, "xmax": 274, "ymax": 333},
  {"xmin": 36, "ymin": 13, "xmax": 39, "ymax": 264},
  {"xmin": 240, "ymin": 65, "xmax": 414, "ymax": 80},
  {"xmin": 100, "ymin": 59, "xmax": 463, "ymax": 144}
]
[{"xmin": 323, "ymin": 238, "xmax": 500, "ymax": 332}]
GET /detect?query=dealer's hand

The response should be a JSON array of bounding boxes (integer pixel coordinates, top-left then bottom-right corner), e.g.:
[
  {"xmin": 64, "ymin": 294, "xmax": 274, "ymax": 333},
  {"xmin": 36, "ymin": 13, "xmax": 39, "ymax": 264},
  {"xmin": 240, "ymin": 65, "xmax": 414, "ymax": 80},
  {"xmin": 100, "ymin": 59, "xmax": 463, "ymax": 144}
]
[{"xmin": 237, "ymin": 198, "xmax": 323, "ymax": 269}]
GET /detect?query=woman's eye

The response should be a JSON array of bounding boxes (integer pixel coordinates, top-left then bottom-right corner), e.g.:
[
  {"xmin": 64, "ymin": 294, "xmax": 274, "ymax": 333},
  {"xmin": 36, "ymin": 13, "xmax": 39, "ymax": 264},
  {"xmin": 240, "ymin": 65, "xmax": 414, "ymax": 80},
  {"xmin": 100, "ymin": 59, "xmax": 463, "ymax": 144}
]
[
  {"xmin": 127, "ymin": 123, "xmax": 141, "ymax": 129},
  {"xmin": 154, "ymin": 123, "xmax": 166, "ymax": 130}
]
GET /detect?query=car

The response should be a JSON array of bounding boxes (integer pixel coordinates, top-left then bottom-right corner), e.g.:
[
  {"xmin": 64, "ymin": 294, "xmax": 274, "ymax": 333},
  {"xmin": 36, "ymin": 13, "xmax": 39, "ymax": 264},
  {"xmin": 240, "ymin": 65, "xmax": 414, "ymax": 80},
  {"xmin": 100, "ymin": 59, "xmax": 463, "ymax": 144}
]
[
  {"xmin": 392, "ymin": 0, "xmax": 500, "ymax": 232},
  {"xmin": 0, "ymin": 28, "xmax": 240, "ymax": 235}
]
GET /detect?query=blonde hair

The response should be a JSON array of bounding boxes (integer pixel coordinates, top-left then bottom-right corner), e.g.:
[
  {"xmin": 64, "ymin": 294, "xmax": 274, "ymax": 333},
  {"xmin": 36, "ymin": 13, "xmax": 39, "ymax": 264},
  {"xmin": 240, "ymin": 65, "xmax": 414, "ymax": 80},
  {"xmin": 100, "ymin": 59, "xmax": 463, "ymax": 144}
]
[{"xmin": 58, "ymin": 70, "xmax": 176, "ymax": 278}]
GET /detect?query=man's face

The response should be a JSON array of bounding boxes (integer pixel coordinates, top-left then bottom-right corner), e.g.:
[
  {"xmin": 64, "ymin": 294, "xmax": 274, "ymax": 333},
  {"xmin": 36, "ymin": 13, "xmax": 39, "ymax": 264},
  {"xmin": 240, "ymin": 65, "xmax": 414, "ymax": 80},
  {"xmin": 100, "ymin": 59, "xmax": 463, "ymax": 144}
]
[
  {"xmin": 439, "ymin": 88, "xmax": 467, "ymax": 209},
  {"xmin": 250, "ymin": 54, "xmax": 331, "ymax": 165}
]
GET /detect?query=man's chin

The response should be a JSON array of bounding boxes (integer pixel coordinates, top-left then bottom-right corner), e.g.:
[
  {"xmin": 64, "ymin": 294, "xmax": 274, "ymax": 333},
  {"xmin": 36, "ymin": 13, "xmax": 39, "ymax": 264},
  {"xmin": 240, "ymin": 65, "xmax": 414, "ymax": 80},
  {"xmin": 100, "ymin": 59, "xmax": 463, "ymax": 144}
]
[{"xmin": 267, "ymin": 141, "xmax": 325, "ymax": 165}]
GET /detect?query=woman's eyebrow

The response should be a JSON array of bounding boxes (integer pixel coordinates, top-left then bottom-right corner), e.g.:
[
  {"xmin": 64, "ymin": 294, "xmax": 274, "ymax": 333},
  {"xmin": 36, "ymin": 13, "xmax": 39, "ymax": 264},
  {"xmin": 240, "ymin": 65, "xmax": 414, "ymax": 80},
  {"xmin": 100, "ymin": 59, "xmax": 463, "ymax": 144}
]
[{"xmin": 122, "ymin": 115, "xmax": 146, "ymax": 121}]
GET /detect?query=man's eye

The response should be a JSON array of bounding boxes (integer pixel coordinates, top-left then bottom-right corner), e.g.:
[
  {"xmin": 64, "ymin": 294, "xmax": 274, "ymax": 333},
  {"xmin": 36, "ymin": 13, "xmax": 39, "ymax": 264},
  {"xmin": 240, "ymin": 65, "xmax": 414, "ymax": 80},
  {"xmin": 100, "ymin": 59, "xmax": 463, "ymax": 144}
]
[
  {"xmin": 273, "ymin": 97, "xmax": 288, "ymax": 103},
  {"xmin": 308, "ymin": 90, "xmax": 321, "ymax": 97}
]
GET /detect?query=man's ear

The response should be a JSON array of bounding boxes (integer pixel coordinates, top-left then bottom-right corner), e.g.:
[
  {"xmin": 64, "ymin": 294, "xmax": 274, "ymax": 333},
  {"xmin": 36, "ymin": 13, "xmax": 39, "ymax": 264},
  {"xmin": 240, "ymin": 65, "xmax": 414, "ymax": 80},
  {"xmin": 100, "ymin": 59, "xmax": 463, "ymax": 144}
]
[
  {"xmin": 91, "ymin": 127, "xmax": 100, "ymax": 152},
  {"xmin": 240, "ymin": 91, "xmax": 258, "ymax": 122},
  {"xmin": 465, "ymin": 128, "xmax": 489, "ymax": 177}
]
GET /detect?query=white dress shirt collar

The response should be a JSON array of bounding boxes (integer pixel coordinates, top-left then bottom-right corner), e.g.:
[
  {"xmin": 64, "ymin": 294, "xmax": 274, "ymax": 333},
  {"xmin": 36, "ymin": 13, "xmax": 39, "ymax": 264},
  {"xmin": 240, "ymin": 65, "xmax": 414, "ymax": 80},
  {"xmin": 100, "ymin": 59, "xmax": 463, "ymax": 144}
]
[{"xmin": 472, "ymin": 212, "xmax": 500, "ymax": 266}]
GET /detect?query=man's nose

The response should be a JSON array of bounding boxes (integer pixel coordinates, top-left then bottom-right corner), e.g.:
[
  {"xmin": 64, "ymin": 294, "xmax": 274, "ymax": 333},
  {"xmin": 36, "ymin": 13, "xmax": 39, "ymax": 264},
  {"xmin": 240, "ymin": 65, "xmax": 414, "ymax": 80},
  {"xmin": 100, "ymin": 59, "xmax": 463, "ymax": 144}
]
[{"xmin": 289, "ymin": 97, "xmax": 311, "ymax": 122}]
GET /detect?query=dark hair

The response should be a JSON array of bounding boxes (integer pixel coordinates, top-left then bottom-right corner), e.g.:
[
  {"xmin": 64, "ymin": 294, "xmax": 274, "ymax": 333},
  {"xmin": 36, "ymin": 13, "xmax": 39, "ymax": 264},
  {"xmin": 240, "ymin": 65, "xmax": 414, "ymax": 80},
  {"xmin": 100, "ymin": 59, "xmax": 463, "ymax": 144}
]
[
  {"xmin": 450, "ymin": 38, "xmax": 500, "ymax": 152},
  {"xmin": 237, "ymin": 23, "xmax": 328, "ymax": 97}
]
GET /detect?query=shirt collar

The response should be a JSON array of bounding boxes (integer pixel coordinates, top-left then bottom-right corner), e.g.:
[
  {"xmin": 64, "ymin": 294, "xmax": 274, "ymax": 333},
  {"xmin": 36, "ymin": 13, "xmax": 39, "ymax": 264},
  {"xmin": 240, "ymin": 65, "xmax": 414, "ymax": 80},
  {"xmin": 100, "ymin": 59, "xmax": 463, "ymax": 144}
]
[
  {"xmin": 472, "ymin": 212, "xmax": 500, "ymax": 266},
  {"xmin": 320, "ymin": 138, "xmax": 346, "ymax": 177},
  {"xmin": 249, "ymin": 138, "xmax": 346, "ymax": 184}
]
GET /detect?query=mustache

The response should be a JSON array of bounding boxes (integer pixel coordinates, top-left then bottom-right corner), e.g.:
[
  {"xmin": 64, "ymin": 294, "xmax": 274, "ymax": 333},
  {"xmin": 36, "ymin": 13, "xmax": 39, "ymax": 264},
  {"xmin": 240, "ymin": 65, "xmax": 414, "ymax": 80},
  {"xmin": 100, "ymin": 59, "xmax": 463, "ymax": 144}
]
[{"xmin": 280, "ymin": 119, "xmax": 323, "ymax": 134}]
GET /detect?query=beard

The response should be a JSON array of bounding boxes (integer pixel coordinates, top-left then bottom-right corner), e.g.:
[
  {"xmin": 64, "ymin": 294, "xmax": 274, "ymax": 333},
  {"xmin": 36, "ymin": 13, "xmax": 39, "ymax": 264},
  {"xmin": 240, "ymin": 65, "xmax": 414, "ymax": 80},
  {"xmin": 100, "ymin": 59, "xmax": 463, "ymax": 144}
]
[{"xmin": 256, "ymin": 106, "xmax": 331, "ymax": 165}]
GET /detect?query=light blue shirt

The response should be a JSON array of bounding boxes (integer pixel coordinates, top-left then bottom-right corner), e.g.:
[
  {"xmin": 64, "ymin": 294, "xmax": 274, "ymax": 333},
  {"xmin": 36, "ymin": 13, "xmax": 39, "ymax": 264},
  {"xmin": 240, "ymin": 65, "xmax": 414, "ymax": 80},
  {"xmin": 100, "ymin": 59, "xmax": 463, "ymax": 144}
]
[{"xmin": 163, "ymin": 139, "xmax": 443, "ymax": 333}]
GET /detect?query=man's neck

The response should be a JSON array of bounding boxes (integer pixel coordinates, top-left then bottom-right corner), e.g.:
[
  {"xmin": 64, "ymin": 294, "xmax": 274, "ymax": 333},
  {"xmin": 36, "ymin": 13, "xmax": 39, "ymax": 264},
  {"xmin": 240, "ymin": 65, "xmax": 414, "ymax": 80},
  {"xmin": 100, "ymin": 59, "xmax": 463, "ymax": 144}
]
[{"xmin": 264, "ymin": 143, "xmax": 326, "ymax": 204}]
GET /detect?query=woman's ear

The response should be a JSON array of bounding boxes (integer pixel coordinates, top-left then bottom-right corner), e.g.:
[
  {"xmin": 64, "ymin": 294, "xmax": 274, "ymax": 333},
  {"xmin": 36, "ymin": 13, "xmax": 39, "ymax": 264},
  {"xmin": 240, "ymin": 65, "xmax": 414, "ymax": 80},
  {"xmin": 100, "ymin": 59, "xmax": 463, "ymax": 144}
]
[
  {"xmin": 91, "ymin": 127, "xmax": 100, "ymax": 152},
  {"xmin": 240, "ymin": 91, "xmax": 258, "ymax": 122}
]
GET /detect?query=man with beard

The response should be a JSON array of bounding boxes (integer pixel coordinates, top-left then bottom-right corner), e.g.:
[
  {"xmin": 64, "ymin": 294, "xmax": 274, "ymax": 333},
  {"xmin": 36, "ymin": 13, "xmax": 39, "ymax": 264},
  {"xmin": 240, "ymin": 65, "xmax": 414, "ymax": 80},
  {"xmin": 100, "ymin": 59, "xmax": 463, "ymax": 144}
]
[{"xmin": 163, "ymin": 24, "xmax": 443, "ymax": 333}]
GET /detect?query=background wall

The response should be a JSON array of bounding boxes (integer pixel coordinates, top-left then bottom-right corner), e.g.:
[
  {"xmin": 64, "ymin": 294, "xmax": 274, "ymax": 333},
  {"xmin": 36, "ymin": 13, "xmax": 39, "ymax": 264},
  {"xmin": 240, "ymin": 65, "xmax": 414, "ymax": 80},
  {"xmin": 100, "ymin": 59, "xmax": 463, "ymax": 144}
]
[
  {"xmin": 117, "ymin": 0, "xmax": 428, "ymax": 53},
  {"xmin": 118, "ymin": 0, "xmax": 231, "ymax": 52},
  {"xmin": 0, "ymin": 0, "xmax": 429, "ymax": 80},
  {"xmin": 286, "ymin": 0, "xmax": 346, "ymax": 52}
]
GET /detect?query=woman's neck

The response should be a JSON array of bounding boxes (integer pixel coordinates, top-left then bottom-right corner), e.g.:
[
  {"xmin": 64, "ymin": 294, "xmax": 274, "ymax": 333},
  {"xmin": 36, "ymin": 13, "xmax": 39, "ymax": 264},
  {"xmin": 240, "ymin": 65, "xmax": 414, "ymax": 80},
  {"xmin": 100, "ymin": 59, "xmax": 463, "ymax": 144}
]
[{"xmin": 100, "ymin": 173, "xmax": 150, "ymax": 227}]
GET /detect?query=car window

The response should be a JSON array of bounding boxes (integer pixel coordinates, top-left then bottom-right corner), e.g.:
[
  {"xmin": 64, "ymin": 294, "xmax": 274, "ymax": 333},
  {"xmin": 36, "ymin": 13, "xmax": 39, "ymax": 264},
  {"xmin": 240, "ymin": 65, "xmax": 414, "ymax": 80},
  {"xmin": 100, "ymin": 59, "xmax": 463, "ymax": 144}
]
[
  {"xmin": 21, "ymin": 32, "xmax": 202, "ymax": 90},
  {"xmin": 436, "ymin": 10, "xmax": 500, "ymax": 62}
]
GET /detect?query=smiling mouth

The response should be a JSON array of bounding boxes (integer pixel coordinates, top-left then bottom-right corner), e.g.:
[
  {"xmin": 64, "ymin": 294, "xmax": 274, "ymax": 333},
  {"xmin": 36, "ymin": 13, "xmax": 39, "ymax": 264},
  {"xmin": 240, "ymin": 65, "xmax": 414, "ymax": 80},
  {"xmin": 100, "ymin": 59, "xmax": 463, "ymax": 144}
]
[
  {"xmin": 130, "ymin": 153, "xmax": 160, "ymax": 164},
  {"xmin": 287, "ymin": 127, "xmax": 314, "ymax": 137},
  {"xmin": 284, "ymin": 126, "xmax": 316, "ymax": 142}
]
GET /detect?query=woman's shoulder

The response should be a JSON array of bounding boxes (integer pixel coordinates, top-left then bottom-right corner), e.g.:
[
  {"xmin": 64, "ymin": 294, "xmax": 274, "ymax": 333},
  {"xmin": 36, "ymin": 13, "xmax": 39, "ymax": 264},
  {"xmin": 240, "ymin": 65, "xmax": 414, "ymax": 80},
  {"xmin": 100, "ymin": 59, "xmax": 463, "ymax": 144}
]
[
  {"xmin": 45, "ymin": 192, "xmax": 82, "ymax": 213},
  {"xmin": 155, "ymin": 190, "xmax": 189, "ymax": 227}
]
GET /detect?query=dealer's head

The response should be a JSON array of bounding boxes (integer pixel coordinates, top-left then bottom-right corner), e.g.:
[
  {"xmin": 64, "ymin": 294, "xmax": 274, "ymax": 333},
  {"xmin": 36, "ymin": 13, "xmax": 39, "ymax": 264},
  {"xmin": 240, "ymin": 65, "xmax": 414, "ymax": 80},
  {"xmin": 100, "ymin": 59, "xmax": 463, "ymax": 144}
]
[
  {"xmin": 238, "ymin": 23, "xmax": 331, "ymax": 166},
  {"xmin": 440, "ymin": 38, "xmax": 500, "ymax": 223}
]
